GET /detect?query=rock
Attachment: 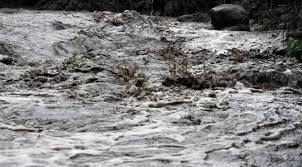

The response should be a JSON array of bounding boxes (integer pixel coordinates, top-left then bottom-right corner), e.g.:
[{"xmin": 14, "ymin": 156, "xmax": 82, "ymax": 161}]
[
  {"xmin": 273, "ymin": 43, "xmax": 287, "ymax": 56},
  {"xmin": 209, "ymin": 4, "xmax": 250, "ymax": 31},
  {"xmin": 52, "ymin": 21, "xmax": 73, "ymax": 30},
  {"xmin": 0, "ymin": 43, "xmax": 17, "ymax": 65},
  {"xmin": 0, "ymin": 42, "xmax": 15, "ymax": 55},
  {"xmin": 177, "ymin": 13, "xmax": 210, "ymax": 23},
  {"xmin": 0, "ymin": 55, "xmax": 14, "ymax": 65},
  {"xmin": 127, "ymin": 85, "xmax": 139, "ymax": 95}
]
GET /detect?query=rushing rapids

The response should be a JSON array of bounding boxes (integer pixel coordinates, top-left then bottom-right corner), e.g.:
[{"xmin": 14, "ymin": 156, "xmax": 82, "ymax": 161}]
[{"xmin": 0, "ymin": 9, "xmax": 301, "ymax": 167}]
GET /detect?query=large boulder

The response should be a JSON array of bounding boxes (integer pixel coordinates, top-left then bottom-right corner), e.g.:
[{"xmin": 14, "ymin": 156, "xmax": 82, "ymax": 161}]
[{"xmin": 209, "ymin": 4, "xmax": 250, "ymax": 31}]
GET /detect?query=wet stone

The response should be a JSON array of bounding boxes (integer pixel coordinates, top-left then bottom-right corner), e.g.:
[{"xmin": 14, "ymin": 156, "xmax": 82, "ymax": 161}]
[{"xmin": 0, "ymin": 55, "xmax": 14, "ymax": 65}]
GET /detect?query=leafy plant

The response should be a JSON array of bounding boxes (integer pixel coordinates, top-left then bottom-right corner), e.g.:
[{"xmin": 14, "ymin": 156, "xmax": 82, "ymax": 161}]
[{"xmin": 288, "ymin": 37, "xmax": 302, "ymax": 62}]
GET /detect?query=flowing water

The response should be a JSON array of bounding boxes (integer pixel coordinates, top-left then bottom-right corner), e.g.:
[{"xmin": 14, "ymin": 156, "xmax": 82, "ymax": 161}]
[{"xmin": 0, "ymin": 9, "xmax": 301, "ymax": 167}]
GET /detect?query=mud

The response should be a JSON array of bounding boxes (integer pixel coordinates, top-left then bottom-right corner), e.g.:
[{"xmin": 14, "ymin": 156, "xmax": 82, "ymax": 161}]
[{"xmin": 0, "ymin": 9, "xmax": 301, "ymax": 167}]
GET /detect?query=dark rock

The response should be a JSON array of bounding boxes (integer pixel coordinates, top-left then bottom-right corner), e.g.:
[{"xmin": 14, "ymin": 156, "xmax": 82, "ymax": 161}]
[
  {"xmin": 0, "ymin": 55, "xmax": 14, "ymax": 65},
  {"xmin": 177, "ymin": 12, "xmax": 210, "ymax": 23},
  {"xmin": 52, "ymin": 21, "xmax": 73, "ymax": 30},
  {"xmin": 209, "ymin": 4, "xmax": 250, "ymax": 31},
  {"xmin": 0, "ymin": 42, "xmax": 18, "ymax": 65},
  {"xmin": 0, "ymin": 42, "xmax": 14, "ymax": 55},
  {"xmin": 273, "ymin": 43, "xmax": 287, "ymax": 56},
  {"xmin": 110, "ymin": 18, "xmax": 124, "ymax": 26}
]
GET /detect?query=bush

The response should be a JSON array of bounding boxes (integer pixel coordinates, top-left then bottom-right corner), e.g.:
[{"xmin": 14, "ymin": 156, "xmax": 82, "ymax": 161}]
[{"xmin": 288, "ymin": 37, "xmax": 302, "ymax": 62}]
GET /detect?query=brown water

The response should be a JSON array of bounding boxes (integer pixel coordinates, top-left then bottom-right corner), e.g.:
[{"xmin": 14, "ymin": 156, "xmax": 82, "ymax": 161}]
[{"xmin": 0, "ymin": 9, "xmax": 301, "ymax": 167}]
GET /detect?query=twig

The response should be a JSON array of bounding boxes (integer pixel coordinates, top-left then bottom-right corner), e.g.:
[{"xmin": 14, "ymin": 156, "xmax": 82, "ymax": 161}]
[{"xmin": 148, "ymin": 100, "xmax": 192, "ymax": 108}]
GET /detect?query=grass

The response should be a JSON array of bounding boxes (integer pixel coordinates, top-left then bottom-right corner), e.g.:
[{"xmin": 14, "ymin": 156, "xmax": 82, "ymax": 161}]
[{"xmin": 288, "ymin": 37, "xmax": 302, "ymax": 62}]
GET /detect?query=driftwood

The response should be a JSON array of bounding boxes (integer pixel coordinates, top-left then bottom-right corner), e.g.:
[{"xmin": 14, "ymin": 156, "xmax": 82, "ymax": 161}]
[{"xmin": 148, "ymin": 100, "xmax": 192, "ymax": 108}]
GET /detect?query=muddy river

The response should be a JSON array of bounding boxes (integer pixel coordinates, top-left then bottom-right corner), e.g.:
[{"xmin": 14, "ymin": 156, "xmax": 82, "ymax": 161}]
[{"xmin": 0, "ymin": 9, "xmax": 301, "ymax": 167}]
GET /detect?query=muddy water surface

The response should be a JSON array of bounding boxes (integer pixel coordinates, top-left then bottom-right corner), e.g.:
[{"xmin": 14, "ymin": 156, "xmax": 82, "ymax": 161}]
[{"xmin": 0, "ymin": 9, "xmax": 301, "ymax": 167}]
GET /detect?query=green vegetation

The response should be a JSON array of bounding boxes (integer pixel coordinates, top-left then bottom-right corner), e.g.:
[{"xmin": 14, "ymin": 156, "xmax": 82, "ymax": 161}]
[{"xmin": 288, "ymin": 37, "xmax": 302, "ymax": 62}]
